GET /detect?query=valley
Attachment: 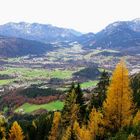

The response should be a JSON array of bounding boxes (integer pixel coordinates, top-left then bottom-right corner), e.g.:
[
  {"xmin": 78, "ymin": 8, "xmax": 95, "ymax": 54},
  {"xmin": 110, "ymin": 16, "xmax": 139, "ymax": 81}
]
[
  {"xmin": 1, "ymin": 0, "xmax": 140, "ymax": 139},
  {"xmin": 0, "ymin": 45, "xmax": 140, "ymax": 114},
  {"xmin": 0, "ymin": 20, "xmax": 140, "ymax": 115}
]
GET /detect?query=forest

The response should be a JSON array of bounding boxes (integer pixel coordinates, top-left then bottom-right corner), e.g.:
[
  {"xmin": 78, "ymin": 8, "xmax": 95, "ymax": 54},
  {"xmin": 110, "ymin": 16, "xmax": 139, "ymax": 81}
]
[{"xmin": 0, "ymin": 60, "xmax": 140, "ymax": 140}]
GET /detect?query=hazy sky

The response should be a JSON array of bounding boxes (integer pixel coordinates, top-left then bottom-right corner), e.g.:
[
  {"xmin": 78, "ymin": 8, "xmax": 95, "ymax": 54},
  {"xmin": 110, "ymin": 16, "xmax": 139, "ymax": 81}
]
[{"xmin": 0, "ymin": 0, "xmax": 140, "ymax": 33}]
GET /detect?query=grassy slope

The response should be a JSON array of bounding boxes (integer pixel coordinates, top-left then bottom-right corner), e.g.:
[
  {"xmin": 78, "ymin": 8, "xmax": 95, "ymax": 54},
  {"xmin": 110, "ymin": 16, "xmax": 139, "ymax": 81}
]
[{"xmin": 15, "ymin": 100, "xmax": 64, "ymax": 113}]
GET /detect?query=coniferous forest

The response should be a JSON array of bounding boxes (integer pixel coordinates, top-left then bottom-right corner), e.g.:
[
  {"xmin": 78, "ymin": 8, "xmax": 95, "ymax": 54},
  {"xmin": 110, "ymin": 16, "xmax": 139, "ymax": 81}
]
[{"xmin": 0, "ymin": 60, "xmax": 140, "ymax": 140}]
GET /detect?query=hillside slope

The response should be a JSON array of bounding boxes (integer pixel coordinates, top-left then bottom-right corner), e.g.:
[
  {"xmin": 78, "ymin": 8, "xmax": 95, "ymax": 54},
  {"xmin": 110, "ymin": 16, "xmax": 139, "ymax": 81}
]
[{"xmin": 0, "ymin": 36, "xmax": 52, "ymax": 57}]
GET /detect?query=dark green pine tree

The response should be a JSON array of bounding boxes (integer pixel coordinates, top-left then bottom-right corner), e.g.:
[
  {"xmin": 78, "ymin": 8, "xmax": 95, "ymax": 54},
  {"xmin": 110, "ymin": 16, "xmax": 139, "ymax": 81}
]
[
  {"xmin": 33, "ymin": 113, "xmax": 53, "ymax": 140},
  {"xmin": 58, "ymin": 83, "xmax": 79, "ymax": 140},
  {"xmin": 68, "ymin": 82, "xmax": 75, "ymax": 93},
  {"xmin": 75, "ymin": 83, "xmax": 86, "ymax": 124},
  {"xmin": 90, "ymin": 70, "xmax": 110, "ymax": 109},
  {"xmin": 61, "ymin": 88, "xmax": 78, "ymax": 127},
  {"xmin": 26, "ymin": 124, "xmax": 36, "ymax": 140},
  {"xmin": 131, "ymin": 73, "xmax": 140, "ymax": 107},
  {"xmin": 75, "ymin": 83, "xmax": 84, "ymax": 105},
  {"xmin": 59, "ymin": 83, "xmax": 88, "ymax": 139}
]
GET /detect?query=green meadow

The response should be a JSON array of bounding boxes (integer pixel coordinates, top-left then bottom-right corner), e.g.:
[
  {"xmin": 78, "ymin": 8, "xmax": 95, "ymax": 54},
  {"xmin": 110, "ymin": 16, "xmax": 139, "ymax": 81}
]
[
  {"xmin": 81, "ymin": 80, "xmax": 98, "ymax": 88},
  {"xmin": 0, "ymin": 67, "xmax": 75, "ymax": 85},
  {"xmin": 15, "ymin": 100, "xmax": 64, "ymax": 113}
]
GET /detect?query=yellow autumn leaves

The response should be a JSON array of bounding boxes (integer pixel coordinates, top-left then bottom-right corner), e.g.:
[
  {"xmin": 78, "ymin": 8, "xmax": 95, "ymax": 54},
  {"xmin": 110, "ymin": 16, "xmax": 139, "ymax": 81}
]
[
  {"xmin": 73, "ymin": 60, "xmax": 135, "ymax": 139},
  {"xmin": 0, "ymin": 118, "xmax": 24, "ymax": 140},
  {"xmin": 8, "ymin": 121, "xmax": 24, "ymax": 140},
  {"xmin": 103, "ymin": 60, "xmax": 134, "ymax": 131},
  {"xmin": 49, "ymin": 112, "xmax": 61, "ymax": 140},
  {"xmin": 74, "ymin": 109, "xmax": 103, "ymax": 140},
  {"xmin": 59, "ymin": 60, "xmax": 138, "ymax": 139}
]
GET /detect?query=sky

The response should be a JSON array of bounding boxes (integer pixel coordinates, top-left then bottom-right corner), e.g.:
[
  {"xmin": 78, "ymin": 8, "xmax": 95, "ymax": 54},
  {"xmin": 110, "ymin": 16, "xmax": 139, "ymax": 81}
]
[{"xmin": 0, "ymin": 0, "xmax": 140, "ymax": 33}]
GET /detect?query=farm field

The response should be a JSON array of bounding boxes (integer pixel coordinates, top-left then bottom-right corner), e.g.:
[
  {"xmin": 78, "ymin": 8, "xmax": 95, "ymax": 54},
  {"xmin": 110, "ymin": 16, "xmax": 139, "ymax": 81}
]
[
  {"xmin": 81, "ymin": 80, "xmax": 98, "ymax": 88},
  {"xmin": 0, "ymin": 67, "xmax": 74, "ymax": 79},
  {"xmin": 0, "ymin": 48, "xmax": 139, "ymax": 116},
  {"xmin": 0, "ymin": 67, "xmax": 76, "ymax": 86},
  {"xmin": 0, "ymin": 79, "xmax": 13, "ymax": 85},
  {"xmin": 15, "ymin": 100, "xmax": 64, "ymax": 113}
]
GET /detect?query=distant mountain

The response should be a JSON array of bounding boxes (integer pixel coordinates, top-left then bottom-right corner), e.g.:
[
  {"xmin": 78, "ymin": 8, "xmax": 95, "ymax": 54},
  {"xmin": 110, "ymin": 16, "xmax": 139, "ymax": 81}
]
[
  {"xmin": 0, "ymin": 22, "xmax": 82, "ymax": 43},
  {"xmin": 1, "ymin": 19, "xmax": 140, "ymax": 57},
  {"xmin": 77, "ymin": 19, "xmax": 140, "ymax": 54},
  {"xmin": 74, "ymin": 33, "xmax": 96, "ymax": 48},
  {"xmin": 0, "ymin": 36, "xmax": 52, "ymax": 57}
]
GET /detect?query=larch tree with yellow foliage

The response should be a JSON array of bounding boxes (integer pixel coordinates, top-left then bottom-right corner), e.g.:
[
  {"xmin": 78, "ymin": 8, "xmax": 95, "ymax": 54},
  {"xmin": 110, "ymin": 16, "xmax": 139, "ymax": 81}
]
[
  {"xmin": 61, "ymin": 126, "xmax": 72, "ymax": 140},
  {"xmin": 0, "ymin": 115, "xmax": 7, "ymax": 140},
  {"xmin": 60, "ymin": 104, "xmax": 79, "ymax": 140},
  {"xmin": 73, "ymin": 109, "xmax": 103, "ymax": 140},
  {"xmin": 74, "ymin": 121, "xmax": 92, "ymax": 140},
  {"xmin": 133, "ymin": 110, "xmax": 140, "ymax": 126},
  {"xmin": 8, "ymin": 121, "xmax": 24, "ymax": 140},
  {"xmin": 88, "ymin": 108, "xmax": 104, "ymax": 139},
  {"xmin": 103, "ymin": 60, "xmax": 134, "ymax": 132},
  {"xmin": 49, "ymin": 112, "xmax": 61, "ymax": 140}
]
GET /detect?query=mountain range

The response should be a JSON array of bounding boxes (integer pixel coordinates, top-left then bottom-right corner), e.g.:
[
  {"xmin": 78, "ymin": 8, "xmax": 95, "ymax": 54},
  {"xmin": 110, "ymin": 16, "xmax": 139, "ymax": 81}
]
[
  {"xmin": 0, "ymin": 19, "xmax": 140, "ymax": 57},
  {"xmin": 76, "ymin": 19, "xmax": 140, "ymax": 52},
  {"xmin": 93, "ymin": 19, "xmax": 140, "ymax": 53},
  {"xmin": 0, "ymin": 22, "xmax": 81, "ymax": 43}
]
